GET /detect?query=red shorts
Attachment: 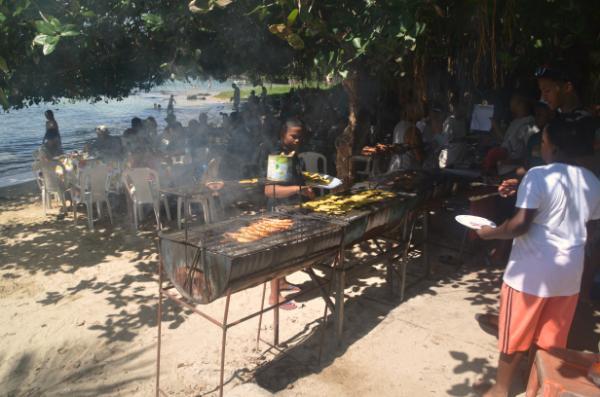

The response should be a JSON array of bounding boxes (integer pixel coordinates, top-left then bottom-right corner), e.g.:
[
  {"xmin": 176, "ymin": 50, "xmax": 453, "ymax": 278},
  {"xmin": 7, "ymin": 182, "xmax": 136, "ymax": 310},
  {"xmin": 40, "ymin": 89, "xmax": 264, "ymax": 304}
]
[
  {"xmin": 482, "ymin": 146, "xmax": 508, "ymax": 174},
  {"xmin": 498, "ymin": 283, "xmax": 578, "ymax": 355}
]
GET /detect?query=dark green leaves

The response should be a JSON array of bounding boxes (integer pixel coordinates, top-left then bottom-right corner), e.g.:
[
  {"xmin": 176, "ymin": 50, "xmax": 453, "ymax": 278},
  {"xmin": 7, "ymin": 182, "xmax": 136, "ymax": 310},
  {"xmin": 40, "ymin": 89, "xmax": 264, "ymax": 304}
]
[
  {"xmin": 0, "ymin": 56, "xmax": 7, "ymax": 73},
  {"xmin": 32, "ymin": 14, "xmax": 80, "ymax": 56},
  {"xmin": 141, "ymin": 13, "xmax": 164, "ymax": 32}
]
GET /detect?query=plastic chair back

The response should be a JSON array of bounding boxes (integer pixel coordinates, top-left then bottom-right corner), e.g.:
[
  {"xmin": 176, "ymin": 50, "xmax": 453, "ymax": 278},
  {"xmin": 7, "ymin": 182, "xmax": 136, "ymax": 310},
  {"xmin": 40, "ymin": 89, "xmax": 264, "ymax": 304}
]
[
  {"xmin": 80, "ymin": 164, "xmax": 111, "ymax": 200},
  {"xmin": 299, "ymin": 152, "xmax": 327, "ymax": 174},
  {"xmin": 40, "ymin": 163, "xmax": 65, "ymax": 193},
  {"xmin": 121, "ymin": 168, "xmax": 159, "ymax": 204}
]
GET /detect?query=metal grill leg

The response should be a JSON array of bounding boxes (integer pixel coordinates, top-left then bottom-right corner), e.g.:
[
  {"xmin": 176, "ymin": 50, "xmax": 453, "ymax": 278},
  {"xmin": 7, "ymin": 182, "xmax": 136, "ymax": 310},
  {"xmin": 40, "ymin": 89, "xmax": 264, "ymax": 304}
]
[
  {"xmin": 273, "ymin": 280, "xmax": 280, "ymax": 346},
  {"xmin": 318, "ymin": 272, "xmax": 334, "ymax": 365},
  {"xmin": 334, "ymin": 269, "xmax": 345, "ymax": 341},
  {"xmin": 219, "ymin": 290, "xmax": 232, "ymax": 397},
  {"xmin": 256, "ymin": 283, "xmax": 267, "ymax": 351}
]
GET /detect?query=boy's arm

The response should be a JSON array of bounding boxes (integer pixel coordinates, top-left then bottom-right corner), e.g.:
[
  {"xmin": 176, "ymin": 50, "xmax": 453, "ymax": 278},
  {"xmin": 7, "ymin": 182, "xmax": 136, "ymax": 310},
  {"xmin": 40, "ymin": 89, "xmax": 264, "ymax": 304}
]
[
  {"xmin": 476, "ymin": 207, "xmax": 537, "ymax": 240},
  {"xmin": 264, "ymin": 185, "xmax": 314, "ymax": 199}
]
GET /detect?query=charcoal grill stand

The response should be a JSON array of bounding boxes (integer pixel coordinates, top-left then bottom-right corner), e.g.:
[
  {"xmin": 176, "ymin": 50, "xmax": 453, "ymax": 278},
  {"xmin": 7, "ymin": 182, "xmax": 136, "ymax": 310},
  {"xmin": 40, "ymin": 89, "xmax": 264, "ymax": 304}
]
[
  {"xmin": 325, "ymin": 209, "xmax": 423, "ymax": 340},
  {"xmin": 155, "ymin": 245, "xmax": 340, "ymax": 397}
]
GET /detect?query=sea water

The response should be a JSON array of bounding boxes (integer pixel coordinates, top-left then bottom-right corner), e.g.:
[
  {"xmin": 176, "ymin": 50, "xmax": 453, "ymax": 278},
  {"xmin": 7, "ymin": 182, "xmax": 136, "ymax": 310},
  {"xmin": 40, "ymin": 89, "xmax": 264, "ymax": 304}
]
[{"xmin": 0, "ymin": 79, "xmax": 236, "ymax": 187}]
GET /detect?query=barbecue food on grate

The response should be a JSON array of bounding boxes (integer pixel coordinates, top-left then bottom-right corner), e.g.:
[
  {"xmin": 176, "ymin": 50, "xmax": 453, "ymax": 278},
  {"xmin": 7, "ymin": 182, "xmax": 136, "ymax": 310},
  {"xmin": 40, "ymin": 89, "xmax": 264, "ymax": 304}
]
[
  {"xmin": 302, "ymin": 172, "xmax": 331, "ymax": 185},
  {"xmin": 224, "ymin": 218, "xmax": 294, "ymax": 243},
  {"xmin": 238, "ymin": 178, "xmax": 259, "ymax": 184},
  {"xmin": 302, "ymin": 189, "xmax": 396, "ymax": 215}
]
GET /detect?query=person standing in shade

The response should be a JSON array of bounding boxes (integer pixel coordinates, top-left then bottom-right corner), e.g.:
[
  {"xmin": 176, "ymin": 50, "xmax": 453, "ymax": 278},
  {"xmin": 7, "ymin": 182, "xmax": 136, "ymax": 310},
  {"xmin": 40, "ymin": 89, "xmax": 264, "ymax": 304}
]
[
  {"xmin": 260, "ymin": 85, "xmax": 268, "ymax": 105},
  {"xmin": 231, "ymin": 83, "xmax": 241, "ymax": 111},
  {"xmin": 43, "ymin": 110, "xmax": 61, "ymax": 146}
]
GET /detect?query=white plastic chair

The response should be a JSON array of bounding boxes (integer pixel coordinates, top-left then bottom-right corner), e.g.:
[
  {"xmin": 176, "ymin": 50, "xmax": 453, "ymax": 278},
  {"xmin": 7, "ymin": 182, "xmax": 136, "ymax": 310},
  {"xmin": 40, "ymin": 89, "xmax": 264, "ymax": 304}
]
[
  {"xmin": 299, "ymin": 152, "xmax": 327, "ymax": 174},
  {"xmin": 72, "ymin": 164, "xmax": 113, "ymax": 230},
  {"xmin": 39, "ymin": 162, "xmax": 69, "ymax": 215},
  {"xmin": 121, "ymin": 168, "xmax": 171, "ymax": 231}
]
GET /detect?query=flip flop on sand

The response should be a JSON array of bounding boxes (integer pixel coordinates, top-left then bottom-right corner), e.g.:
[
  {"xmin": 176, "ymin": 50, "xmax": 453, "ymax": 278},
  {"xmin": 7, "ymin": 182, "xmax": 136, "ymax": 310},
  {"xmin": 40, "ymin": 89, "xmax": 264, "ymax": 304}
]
[
  {"xmin": 475, "ymin": 313, "xmax": 499, "ymax": 338},
  {"xmin": 269, "ymin": 298, "xmax": 298, "ymax": 310},
  {"xmin": 279, "ymin": 281, "xmax": 302, "ymax": 293},
  {"xmin": 279, "ymin": 301, "xmax": 297, "ymax": 310}
]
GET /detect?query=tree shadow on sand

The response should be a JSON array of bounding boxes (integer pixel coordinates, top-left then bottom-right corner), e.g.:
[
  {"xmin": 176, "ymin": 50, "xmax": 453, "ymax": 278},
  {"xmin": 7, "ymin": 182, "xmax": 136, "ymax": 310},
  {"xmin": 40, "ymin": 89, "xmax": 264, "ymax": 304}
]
[
  {"xmin": 1, "ymin": 192, "xmax": 189, "ymax": 345},
  {"xmin": 0, "ymin": 343, "xmax": 154, "ymax": 396}
]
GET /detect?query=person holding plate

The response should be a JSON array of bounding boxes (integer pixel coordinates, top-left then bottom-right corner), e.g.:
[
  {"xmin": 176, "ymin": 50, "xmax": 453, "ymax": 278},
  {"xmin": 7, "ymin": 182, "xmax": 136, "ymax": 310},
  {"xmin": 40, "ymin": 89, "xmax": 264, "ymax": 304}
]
[{"xmin": 475, "ymin": 119, "xmax": 600, "ymax": 397}]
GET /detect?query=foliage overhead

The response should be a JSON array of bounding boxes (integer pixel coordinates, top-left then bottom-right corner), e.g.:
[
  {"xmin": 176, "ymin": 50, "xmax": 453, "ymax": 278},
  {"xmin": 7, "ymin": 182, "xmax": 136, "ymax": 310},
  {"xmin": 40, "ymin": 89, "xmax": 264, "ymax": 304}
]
[{"xmin": 1, "ymin": 0, "xmax": 600, "ymax": 110}]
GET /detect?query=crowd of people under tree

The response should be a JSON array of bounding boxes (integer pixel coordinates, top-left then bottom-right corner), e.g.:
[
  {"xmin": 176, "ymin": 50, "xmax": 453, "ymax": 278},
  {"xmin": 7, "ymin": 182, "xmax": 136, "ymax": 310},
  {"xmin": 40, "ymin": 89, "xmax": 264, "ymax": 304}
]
[{"xmin": 32, "ymin": 62, "xmax": 600, "ymax": 397}]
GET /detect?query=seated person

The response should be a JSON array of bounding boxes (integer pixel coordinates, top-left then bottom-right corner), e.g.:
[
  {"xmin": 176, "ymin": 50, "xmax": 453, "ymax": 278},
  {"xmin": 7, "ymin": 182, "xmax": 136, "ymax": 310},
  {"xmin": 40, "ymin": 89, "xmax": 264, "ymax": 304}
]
[
  {"xmin": 483, "ymin": 93, "xmax": 535, "ymax": 174},
  {"xmin": 388, "ymin": 101, "xmax": 425, "ymax": 172},
  {"xmin": 421, "ymin": 105, "xmax": 446, "ymax": 169},
  {"xmin": 263, "ymin": 118, "xmax": 315, "ymax": 310},
  {"xmin": 439, "ymin": 99, "xmax": 469, "ymax": 168},
  {"xmin": 85, "ymin": 125, "xmax": 123, "ymax": 160},
  {"xmin": 363, "ymin": 103, "xmax": 424, "ymax": 171},
  {"xmin": 158, "ymin": 123, "xmax": 188, "ymax": 166},
  {"xmin": 521, "ymin": 101, "xmax": 555, "ymax": 173}
]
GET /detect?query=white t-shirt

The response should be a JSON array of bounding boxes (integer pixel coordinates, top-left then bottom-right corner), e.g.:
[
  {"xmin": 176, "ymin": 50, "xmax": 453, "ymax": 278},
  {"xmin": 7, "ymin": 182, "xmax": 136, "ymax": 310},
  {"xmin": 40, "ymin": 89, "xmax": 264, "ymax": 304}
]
[{"xmin": 503, "ymin": 163, "xmax": 600, "ymax": 297}]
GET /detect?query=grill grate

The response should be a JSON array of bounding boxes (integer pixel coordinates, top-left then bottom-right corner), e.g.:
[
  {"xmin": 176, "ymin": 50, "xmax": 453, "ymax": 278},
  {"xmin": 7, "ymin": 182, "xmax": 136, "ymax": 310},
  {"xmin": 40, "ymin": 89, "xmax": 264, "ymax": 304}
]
[{"xmin": 162, "ymin": 213, "xmax": 340, "ymax": 258}]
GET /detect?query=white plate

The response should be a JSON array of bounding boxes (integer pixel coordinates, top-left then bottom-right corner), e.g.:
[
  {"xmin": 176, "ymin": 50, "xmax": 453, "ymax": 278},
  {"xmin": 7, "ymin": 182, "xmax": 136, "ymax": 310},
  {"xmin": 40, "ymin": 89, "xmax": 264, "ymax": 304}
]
[
  {"xmin": 455, "ymin": 215, "xmax": 497, "ymax": 230},
  {"xmin": 306, "ymin": 174, "xmax": 343, "ymax": 190}
]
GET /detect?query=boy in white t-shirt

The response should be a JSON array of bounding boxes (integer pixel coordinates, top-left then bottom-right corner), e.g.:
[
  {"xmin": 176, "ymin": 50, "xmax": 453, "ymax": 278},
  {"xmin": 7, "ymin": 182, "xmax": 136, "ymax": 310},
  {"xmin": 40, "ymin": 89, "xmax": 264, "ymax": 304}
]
[{"xmin": 476, "ymin": 119, "xmax": 600, "ymax": 397}]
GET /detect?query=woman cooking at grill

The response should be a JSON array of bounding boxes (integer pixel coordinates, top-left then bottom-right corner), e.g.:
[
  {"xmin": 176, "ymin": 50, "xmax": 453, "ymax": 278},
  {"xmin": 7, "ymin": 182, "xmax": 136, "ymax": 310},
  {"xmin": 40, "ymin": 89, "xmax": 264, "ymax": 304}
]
[{"xmin": 263, "ymin": 118, "xmax": 316, "ymax": 310}]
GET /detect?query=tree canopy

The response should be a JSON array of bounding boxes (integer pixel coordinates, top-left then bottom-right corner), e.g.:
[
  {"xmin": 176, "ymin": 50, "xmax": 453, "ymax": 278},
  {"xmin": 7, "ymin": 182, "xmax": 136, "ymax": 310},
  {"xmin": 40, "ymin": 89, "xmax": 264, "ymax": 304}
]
[{"xmin": 1, "ymin": 0, "xmax": 599, "ymax": 110}]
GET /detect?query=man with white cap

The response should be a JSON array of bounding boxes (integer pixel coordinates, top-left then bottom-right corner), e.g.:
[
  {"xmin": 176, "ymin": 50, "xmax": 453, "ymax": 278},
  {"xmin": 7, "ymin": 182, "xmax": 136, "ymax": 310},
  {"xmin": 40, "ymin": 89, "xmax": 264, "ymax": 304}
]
[{"xmin": 86, "ymin": 125, "xmax": 123, "ymax": 160}]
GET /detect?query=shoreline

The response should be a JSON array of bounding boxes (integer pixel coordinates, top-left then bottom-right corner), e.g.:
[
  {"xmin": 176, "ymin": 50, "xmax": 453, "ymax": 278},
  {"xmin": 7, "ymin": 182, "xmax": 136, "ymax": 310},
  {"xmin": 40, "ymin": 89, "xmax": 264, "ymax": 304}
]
[{"xmin": 0, "ymin": 179, "xmax": 38, "ymax": 199}]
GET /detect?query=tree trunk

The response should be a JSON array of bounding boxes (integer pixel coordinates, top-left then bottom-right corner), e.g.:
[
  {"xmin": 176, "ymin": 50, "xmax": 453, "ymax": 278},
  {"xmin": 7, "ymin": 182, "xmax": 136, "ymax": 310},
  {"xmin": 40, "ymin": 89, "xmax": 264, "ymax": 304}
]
[{"xmin": 335, "ymin": 71, "xmax": 360, "ymax": 189}]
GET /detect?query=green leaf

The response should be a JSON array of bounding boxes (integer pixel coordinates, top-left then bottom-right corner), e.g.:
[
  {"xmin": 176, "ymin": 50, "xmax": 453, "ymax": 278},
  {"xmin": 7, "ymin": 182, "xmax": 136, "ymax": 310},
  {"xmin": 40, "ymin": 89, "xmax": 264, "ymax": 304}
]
[
  {"xmin": 35, "ymin": 20, "xmax": 56, "ymax": 35},
  {"xmin": 0, "ymin": 56, "xmax": 7, "ymax": 73},
  {"xmin": 287, "ymin": 9, "xmax": 299, "ymax": 27},
  {"xmin": 189, "ymin": 0, "xmax": 212, "ymax": 14},
  {"xmin": 49, "ymin": 17, "xmax": 61, "ymax": 29},
  {"xmin": 214, "ymin": 0, "xmax": 232, "ymax": 7},
  {"xmin": 32, "ymin": 34, "xmax": 48, "ymax": 45},
  {"xmin": 351, "ymin": 37, "xmax": 362, "ymax": 49},
  {"xmin": 0, "ymin": 12, "xmax": 6, "ymax": 23},
  {"xmin": 60, "ymin": 31, "xmax": 79, "ymax": 37},
  {"xmin": 0, "ymin": 87, "xmax": 8, "ymax": 110},
  {"xmin": 43, "ymin": 40, "xmax": 58, "ymax": 55}
]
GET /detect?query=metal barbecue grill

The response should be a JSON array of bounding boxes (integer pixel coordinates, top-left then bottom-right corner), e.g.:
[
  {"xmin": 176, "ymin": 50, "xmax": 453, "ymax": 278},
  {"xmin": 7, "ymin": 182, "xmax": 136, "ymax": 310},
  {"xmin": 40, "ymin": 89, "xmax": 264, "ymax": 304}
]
[{"xmin": 159, "ymin": 213, "xmax": 342, "ymax": 304}]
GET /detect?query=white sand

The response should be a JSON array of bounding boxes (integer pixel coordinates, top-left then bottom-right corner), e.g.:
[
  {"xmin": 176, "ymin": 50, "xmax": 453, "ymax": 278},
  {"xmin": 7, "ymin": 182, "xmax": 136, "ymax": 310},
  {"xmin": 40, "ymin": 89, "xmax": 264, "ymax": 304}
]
[{"xmin": 1, "ymin": 182, "xmax": 594, "ymax": 396}]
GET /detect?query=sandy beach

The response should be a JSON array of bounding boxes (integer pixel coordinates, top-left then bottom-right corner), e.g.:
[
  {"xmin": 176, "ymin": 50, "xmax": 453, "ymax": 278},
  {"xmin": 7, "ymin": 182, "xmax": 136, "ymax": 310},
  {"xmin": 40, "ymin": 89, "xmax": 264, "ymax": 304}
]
[{"xmin": 0, "ymin": 182, "xmax": 597, "ymax": 396}]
